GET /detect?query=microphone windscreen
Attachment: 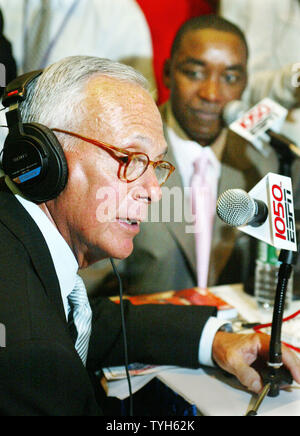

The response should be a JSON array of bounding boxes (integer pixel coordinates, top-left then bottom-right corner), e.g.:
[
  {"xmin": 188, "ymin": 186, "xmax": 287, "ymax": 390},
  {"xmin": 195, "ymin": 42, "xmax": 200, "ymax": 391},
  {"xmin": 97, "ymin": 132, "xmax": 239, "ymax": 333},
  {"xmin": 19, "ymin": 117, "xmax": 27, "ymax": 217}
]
[
  {"xmin": 223, "ymin": 100, "xmax": 248, "ymax": 126},
  {"xmin": 217, "ymin": 189, "xmax": 255, "ymax": 227}
]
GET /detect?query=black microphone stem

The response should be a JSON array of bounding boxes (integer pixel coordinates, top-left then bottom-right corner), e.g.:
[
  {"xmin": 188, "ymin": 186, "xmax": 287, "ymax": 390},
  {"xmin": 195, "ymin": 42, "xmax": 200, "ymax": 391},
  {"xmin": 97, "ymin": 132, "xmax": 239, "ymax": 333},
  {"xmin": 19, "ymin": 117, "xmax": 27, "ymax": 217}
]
[
  {"xmin": 247, "ymin": 247, "xmax": 299, "ymax": 415},
  {"xmin": 269, "ymin": 250, "xmax": 294, "ymax": 367},
  {"xmin": 266, "ymin": 129, "xmax": 299, "ymax": 178},
  {"xmin": 263, "ymin": 250, "xmax": 294, "ymax": 398}
]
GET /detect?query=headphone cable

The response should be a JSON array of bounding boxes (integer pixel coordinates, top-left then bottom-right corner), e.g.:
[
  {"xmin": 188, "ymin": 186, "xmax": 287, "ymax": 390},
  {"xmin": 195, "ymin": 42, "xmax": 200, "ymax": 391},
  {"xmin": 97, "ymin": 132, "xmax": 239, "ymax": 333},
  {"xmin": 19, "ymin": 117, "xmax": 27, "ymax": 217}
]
[{"xmin": 110, "ymin": 257, "xmax": 133, "ymax": 416}]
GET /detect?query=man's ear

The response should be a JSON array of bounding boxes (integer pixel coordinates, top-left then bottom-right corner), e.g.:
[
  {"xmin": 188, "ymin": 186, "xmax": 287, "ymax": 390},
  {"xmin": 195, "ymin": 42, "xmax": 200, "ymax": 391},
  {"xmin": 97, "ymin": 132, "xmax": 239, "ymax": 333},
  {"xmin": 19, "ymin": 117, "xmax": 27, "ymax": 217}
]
[{"xmin": 163, "ymin": 59, "xmax": 171, "ymax": 89}]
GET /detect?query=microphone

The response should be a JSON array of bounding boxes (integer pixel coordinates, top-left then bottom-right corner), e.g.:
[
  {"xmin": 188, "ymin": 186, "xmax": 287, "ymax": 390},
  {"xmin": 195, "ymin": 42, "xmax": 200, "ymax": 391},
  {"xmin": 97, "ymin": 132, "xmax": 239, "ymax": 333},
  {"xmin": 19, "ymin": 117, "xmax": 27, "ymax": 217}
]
[
  {"xmin": 217, "ymin": 189, "xmax": 268, "ymax": 228},
  {"xmin": 217, "ymin": 176, "xmax": 299, "ymax": 413},
  {"xmin": 223, "ymin": 100, "xmax": 248, "ymax": 126},
  {"xmin": 216, "ymin": 172, "xmax": 297, "ymax": 252},
  {"xmin": 223, "ymin": 98, "xmax": 300, "ymax": 160}
]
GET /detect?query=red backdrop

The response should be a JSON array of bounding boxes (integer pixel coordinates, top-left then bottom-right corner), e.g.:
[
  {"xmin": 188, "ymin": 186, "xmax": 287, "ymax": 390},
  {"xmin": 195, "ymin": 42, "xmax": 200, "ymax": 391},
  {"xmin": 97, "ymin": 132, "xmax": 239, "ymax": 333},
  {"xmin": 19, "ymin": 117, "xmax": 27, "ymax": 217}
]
[{"xmin": 136, "ymin": 0, "xmax": 216, "ymax": 104}]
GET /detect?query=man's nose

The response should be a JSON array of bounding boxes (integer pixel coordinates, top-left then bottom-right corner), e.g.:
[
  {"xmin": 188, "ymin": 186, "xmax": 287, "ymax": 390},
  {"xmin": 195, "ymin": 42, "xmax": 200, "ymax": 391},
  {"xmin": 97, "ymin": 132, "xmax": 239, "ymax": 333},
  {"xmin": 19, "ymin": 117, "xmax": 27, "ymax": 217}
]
[
  {"xmin": 134, "ymin": 167, "xmax": 162, "ymax": 204},
  {"xmin": 198, "ymin": 76, "xmax": 221, "ymax": 102}
]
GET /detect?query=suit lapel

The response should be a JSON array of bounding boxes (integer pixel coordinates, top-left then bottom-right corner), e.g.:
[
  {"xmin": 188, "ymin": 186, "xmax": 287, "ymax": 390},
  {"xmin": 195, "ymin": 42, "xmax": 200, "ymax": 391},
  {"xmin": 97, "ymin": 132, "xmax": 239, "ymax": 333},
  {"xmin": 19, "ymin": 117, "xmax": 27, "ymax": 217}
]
[
  {"xmin": 0, "ymin": 185, "xmax": 66, "ymax": 322},
  {"xmin": 163, "ymin": 128, "xmax": 197, "ymax": 278}
]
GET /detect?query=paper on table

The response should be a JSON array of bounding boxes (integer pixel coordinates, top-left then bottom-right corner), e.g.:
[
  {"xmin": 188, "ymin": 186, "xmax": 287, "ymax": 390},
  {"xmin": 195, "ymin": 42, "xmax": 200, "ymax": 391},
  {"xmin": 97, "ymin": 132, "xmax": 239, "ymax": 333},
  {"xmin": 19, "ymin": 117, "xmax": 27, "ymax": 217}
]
[
  {"xmin": 101, "ymin": 365, "xmax": 176, "ymax": 400},
  {"xmin": 101, "ymin": 373, "xmax": 157, "ymax": 400}
]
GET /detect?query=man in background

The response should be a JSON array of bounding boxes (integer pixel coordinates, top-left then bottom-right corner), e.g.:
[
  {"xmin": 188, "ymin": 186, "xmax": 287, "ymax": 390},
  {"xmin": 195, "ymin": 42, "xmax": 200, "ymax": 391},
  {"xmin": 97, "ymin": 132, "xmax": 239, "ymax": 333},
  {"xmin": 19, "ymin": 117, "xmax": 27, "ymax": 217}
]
[{"xmin": 102, "ymin": 15, "xmax": 279, "ymax": 297}]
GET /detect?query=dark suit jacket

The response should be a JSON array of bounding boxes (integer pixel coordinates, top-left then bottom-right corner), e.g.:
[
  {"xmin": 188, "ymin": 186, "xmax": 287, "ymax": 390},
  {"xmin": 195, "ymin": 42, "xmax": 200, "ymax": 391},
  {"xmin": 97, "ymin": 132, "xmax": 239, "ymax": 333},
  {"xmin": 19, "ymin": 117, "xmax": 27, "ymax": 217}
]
[{"xmin": 0, "ymin": 184, "xmax": 216, "ymax": 416}]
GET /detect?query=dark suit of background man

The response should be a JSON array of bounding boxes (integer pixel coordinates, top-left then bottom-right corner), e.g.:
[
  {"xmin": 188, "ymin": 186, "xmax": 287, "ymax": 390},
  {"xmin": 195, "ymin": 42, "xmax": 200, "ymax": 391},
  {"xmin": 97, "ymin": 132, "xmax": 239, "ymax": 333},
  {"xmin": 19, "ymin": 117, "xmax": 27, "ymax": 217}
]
[{"xmin": 0, "ymin": 55, "xmax": 299, "ymax": 416}]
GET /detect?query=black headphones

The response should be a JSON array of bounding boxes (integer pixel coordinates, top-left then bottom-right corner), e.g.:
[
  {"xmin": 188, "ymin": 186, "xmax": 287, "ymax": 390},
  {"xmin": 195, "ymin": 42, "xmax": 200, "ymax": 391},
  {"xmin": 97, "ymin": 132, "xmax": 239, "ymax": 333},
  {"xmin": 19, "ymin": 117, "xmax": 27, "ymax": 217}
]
[{"xmin": 1, "ymin": 70, "xmax": 68, "ymax": 203}]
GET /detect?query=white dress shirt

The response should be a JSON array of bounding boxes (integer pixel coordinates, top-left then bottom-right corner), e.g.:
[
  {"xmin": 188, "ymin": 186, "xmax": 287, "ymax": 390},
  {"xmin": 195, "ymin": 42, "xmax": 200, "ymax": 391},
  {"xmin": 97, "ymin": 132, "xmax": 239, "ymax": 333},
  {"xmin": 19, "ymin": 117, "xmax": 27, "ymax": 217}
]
[
  {"xmin": 16, "ymin": 194, "xmax": 78, "ymax": 320},
  {"xmin": 168, "ymin": 127, "xmax": 221, "ymax": 202}
]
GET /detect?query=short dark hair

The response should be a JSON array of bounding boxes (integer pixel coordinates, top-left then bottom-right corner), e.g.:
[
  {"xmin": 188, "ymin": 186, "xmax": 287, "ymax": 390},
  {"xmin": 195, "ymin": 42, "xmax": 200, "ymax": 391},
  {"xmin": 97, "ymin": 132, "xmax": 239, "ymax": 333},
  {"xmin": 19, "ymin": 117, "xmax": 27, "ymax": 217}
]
[{"xmin": 171, "ymin": 15, "xmax": 248, "ymax": 59}]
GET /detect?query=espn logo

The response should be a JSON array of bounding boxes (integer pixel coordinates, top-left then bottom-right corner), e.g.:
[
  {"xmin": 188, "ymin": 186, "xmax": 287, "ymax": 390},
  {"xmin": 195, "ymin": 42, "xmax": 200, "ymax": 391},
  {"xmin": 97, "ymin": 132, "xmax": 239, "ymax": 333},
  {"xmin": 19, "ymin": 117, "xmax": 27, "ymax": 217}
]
[{"xmin": 271, "ymin": 183, "xmax": 295, "ymax": 244}]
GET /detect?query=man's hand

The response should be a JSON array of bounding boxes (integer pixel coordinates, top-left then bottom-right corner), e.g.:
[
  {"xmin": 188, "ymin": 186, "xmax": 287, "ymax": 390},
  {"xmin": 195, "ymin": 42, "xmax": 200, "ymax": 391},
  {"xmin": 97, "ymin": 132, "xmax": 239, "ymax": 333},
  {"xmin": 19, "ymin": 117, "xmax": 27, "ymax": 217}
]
[{"xmin": 212, "ymin": 331, "xmax": 300, "ymax": 393}]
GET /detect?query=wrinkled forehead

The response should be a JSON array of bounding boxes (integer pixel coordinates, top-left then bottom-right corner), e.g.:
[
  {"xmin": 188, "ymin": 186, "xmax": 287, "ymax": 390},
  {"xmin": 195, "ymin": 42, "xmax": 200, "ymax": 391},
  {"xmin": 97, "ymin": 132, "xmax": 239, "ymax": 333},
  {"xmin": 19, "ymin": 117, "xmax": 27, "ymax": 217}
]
[
  {"xmin": 84, "ymin": 74, "xmax": 151, "ymax": 106},
  {"xmin": 81, "ymin": 75, "xmax": 156, "ymax": 125},
  {"xmin": 78, "ymin": 75, "xmax": 167, "ymax": 156}
]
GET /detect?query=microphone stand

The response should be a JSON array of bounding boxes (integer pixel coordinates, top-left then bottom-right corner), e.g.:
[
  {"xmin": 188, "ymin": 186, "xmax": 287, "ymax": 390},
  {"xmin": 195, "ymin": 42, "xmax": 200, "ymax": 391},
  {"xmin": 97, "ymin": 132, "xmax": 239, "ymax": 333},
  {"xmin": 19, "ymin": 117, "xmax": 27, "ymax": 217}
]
[
  {"xmin": 266, "ymin": 129, "xmax": 298, "ymax": 177},
  {"xmin": 246, "ymin": 133, "xmax": 300, "ymax": 416},
  {"xmin": 246, "ymin": 248, "xmax": 299, "ymax": 416}
]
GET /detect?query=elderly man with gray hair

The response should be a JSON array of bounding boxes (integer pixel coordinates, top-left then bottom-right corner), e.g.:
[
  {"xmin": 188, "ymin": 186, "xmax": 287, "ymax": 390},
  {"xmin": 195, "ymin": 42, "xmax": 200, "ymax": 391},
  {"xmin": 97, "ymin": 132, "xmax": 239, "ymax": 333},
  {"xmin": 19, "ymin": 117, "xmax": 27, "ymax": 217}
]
[{"xmin": 0, "ymin": 56, "xmax": 299, "ymax": 416}]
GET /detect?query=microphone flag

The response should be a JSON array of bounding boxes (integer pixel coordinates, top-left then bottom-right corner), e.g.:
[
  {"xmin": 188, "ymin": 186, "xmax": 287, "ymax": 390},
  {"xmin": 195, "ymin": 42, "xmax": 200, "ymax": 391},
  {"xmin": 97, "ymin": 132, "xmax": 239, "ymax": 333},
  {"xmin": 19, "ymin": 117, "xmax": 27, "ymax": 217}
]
[
  {"xmin": 227, "ymin": 98, "xmax": 288, "ymax": 156},
  {"xmin": 237, "ymin": 173, "xmax": 297, "ymax": 251}
]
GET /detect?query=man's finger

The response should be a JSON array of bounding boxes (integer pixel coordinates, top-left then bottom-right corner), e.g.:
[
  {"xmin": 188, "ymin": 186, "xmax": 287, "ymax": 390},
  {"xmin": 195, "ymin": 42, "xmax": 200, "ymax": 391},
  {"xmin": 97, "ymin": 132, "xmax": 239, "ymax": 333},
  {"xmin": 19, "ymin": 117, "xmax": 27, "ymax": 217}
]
[
  {"xmin": 231, "ymin": 359, "xmax": 263, "ymax": 393},
  {"xmin": 282, "ymin": 345, "xmax": 300, "ymax": 384}
]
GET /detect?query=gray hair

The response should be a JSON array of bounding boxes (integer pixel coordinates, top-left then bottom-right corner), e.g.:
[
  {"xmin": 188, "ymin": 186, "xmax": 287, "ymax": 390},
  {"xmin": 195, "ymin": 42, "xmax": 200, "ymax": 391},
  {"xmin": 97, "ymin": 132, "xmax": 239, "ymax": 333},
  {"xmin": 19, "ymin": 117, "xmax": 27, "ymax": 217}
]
[{"xmin": 20, "ymin": 55, "xmax": 150, "ymax": 149}]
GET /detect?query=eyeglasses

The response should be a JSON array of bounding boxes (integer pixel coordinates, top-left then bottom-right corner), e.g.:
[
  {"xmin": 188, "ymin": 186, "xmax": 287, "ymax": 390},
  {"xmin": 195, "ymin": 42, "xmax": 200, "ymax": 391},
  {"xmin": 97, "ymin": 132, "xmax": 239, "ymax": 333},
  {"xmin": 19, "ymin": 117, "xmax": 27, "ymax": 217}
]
[{"xmin": 52, "ymin": 128, "xmax": 175, "ymax": 186}]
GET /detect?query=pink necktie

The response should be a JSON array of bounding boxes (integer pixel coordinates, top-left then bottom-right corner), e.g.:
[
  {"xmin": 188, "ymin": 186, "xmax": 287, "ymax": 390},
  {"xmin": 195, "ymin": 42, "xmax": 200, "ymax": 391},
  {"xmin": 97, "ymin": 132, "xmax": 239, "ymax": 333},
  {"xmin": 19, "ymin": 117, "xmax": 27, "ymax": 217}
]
[{"xmin": 191, "ymin": 151, "xmax": 220, "ymax": 289}]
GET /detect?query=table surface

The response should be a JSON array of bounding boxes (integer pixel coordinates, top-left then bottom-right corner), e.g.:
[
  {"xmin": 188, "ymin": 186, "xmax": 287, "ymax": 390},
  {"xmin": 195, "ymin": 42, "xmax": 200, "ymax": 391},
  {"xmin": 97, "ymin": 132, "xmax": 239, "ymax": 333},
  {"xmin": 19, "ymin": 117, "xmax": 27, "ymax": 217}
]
[
  {"xmin": 157, "ymin": 367, "xmax": 300, "ymax": 416},
  {"xmin": 158, "ymin": 284, "xmax": 300, "ymax": 416}
]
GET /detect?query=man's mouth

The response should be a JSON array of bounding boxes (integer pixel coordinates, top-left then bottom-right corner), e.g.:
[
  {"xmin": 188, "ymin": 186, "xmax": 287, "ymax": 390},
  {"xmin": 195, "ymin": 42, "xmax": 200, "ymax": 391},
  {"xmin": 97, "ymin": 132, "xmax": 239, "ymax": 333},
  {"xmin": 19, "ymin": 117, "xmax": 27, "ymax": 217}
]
[
  {"xmin": 116, "ymin": 217, "xmax": 141, "ymax": 234},
  {"xmin": 190, "ymin": 108, "xmax": 220, "ymax": 121},
  {"xmin": 118, "ymin": 218, "xmax": 139, "ymax": 226}
]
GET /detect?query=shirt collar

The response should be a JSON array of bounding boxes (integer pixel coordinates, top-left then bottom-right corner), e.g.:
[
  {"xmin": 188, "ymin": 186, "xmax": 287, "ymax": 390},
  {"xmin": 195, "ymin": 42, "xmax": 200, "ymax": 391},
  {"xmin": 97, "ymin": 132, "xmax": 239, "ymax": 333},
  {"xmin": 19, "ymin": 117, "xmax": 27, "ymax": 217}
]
[{"xmin": 15, "ymin": 194, "xmax": 78, "ymax": 319}]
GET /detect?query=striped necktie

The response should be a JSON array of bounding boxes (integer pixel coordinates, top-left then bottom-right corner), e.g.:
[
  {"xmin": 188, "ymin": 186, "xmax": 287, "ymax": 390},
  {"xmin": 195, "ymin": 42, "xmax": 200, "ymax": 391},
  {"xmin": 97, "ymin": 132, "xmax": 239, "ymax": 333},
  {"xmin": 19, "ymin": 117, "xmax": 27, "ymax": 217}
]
[{"xmin": 68, "ymin": 275, "xmax": 92, "ymax": 366}]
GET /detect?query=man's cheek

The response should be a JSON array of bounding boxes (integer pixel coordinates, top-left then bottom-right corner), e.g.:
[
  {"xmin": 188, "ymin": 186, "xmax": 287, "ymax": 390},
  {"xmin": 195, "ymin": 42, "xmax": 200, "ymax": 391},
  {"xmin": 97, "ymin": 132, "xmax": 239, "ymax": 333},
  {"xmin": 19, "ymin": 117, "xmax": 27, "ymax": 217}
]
[
  {"xmin": 118, "ymin": 185, "xmax": 150, "ymax": 221},
  {"xmin": 95, "ymin": 186, "xmax": 118, "ymax": 223}
]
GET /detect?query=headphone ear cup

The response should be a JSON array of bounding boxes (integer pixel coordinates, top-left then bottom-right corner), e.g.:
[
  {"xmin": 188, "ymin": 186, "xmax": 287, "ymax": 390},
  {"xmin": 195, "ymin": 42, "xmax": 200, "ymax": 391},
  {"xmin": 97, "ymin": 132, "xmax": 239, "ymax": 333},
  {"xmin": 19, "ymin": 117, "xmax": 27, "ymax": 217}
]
[
  {"xmin": 30, "ymin": 123, "xmax": 69, "ymax": 195},
  {"xmin": 2, "ymin": 123, "xmax": 68, "ymax": 203}
]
